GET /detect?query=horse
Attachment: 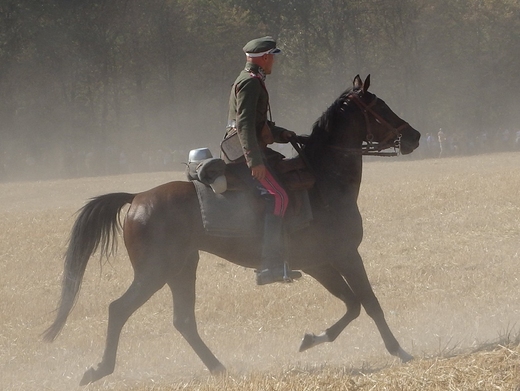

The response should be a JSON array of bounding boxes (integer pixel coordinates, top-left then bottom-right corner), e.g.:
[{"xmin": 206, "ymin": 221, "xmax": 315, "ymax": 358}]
[{"xmin": 44, "ymin": 75, "xmax": 421, "ymax": 385}]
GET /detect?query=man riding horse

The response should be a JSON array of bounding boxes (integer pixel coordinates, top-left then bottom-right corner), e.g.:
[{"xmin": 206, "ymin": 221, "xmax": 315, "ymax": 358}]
[
  {"xmin": 223, "ymin": 36, "xmax": 302, "ymax": 285},
  {"xmin": 44, "ymin": 40, "xmax": 421, "ymax": 383}
]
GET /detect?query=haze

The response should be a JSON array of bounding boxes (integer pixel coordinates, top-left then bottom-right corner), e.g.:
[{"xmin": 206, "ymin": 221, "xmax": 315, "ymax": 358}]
[{"xmin": 1, "ymin": 1, "xmax": 519, "ymax": 182}]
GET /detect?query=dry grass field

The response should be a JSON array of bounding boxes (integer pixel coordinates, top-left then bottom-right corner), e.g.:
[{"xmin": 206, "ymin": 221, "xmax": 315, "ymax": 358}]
[{"xmin": 1, "ymin": 152, "xmax": 519, "ymax": 390}]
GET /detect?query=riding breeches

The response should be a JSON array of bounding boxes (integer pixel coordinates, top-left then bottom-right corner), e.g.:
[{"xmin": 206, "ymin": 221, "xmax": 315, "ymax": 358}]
[{"xmin": 226, "ymin": 162, "xmax": 289, "ymax": 217}]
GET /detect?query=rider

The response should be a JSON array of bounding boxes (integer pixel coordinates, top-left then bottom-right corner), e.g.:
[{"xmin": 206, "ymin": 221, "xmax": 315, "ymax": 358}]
[{"xmin": 223, "ymin": 36, "xmax": 302, "ymax": 285}]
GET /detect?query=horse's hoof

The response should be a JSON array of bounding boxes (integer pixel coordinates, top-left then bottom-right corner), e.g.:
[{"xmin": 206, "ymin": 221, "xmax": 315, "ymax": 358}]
[
  {"xmin": 210, "ymin": 363, "xmax": 227, "ymax": 376},
  {"xmin": 79, "ymin": 366, "xmax": 111, "ymax": 386},
  {"xmin": 397, "ymin": 347, "xmax": 414, "ymax": 363},
  {"xmin": 79, "ymin": 367, "xmax": 96, "ymax": 386},
  {"xmin": 299, "ymin": 333, "xmax": 316, "ymax": 352}
]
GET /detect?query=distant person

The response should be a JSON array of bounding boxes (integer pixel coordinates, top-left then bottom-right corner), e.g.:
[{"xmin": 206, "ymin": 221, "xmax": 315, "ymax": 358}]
[
  {"xmin": 222, "ymin": 36, "xmax": 301, "ymax": 285},
  {"xmin": 438, "ymin": 128, "xmax": 446, "ymax": 157}
]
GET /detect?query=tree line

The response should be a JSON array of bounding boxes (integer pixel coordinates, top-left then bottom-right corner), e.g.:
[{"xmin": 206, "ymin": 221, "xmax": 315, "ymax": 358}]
[{"xmin": 1, "ymin": 0, "xmax": 519, "ymax": 180}]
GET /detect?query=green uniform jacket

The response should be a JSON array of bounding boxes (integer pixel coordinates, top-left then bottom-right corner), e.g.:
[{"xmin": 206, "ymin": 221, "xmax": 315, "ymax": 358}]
[{"xmin": 227, "ymin": 62, "xmax": 288, "ymax": 168}]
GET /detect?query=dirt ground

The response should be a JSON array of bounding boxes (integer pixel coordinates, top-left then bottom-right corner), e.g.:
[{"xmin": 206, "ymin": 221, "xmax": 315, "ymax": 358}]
[{"xmin": 1, "ymin": 152, "xmax": 519, "ymax": 390}]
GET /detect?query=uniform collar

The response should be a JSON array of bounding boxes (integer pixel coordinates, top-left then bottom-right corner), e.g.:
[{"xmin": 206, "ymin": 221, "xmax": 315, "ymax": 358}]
[{"xmin": 245, "ymin": 62, "xmax": 266, "ymax": 82}]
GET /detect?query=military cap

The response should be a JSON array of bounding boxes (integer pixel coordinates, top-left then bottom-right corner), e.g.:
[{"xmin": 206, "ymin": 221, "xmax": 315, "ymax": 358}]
[{"xmin": 243, "ymin": 36, "xmax": 281, "ymax": 57}]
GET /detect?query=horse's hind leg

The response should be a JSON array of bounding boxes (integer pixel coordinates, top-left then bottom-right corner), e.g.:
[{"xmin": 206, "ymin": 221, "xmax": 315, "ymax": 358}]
[
  {"xmin": 299, "ymin": 264, "xmax": 361, "ymax": 352},
  {"xmin": 167, "ymin": 251, "xmax": 226, "ymax": 374},
  {"xmin": 80, "ymin": 271, "xmax": 166, "ymax": 385},
  {"xmin": 334, "ymin": 251, "xmax": 413, "ymax": 362}
]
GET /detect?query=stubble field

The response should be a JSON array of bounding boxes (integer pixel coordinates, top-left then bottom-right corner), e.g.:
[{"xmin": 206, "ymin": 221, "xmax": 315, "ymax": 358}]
[{"xmin": 1, "ymin": 152, "xmax": 519, "ymax": 390}]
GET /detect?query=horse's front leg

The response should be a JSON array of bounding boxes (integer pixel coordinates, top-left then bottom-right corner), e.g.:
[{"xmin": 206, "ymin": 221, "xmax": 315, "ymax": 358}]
[
  {"xmin": 333, "ymin": 251, "xmax": 413, "ymax": 363},
  {"xmin": 299, "ymin": 264, "xmax": 362, "ymax": 352}
]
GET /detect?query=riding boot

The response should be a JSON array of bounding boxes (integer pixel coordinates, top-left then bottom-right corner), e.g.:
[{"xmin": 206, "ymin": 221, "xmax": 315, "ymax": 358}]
[{"xmin": 256, "ymin": 214, "xmax": 302, "ymax": 285}]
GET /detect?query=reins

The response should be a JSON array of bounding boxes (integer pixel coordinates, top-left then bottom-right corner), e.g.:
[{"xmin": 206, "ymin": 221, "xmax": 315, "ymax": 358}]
[
  {"xmin": 330, "ymin": 91, "xmax": 408, "ymax": 157},
  {"xmin": 287, "ymin": 88, "xmax": 409, "ymax": 210},
  {"xmin": 289, "ymin": 88, "xmax": 408, "ymax": 170}
]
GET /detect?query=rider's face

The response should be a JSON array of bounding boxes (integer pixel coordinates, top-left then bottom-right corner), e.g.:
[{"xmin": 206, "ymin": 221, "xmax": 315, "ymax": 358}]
[{"xmin": 262, "ymin": 54, "xmax": 275, "ymax": 74}]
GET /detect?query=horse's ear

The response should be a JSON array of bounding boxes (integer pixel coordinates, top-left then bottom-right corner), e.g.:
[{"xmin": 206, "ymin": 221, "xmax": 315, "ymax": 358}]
[
  {"xmin": 363, "ymin": 74, "xmax": 371, "ymax": 93},
  {"xmin": 353, "ymin": 75, "xmax": 363, "ymax": 90}
]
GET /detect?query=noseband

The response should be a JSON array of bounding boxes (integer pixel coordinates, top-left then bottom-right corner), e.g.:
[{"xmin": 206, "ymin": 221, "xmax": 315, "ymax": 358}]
[{"xmin": 333, "ymin": 91, "xmax": 409, "ymax": 157}]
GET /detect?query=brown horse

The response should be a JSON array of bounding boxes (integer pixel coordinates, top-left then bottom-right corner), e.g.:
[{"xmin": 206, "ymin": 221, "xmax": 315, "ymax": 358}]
[{"xmin": 44, "ymin": 75, "xmax": 420, "ymax": 385}]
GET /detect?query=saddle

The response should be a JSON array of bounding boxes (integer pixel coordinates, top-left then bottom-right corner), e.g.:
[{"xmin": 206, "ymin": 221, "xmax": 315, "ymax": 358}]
[
  {"xmin": 186, "ymin": 148, "xmax": 315, "ymax": 194},
  {"xmin": 185, "ymin": 148, "xmax": 315, "ymax": 237}
]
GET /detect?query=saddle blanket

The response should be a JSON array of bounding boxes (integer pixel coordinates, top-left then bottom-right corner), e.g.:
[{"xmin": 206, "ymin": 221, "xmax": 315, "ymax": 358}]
[{"xmin": 193, "ymin": 181, "xmax": 313, "ymax": 237}]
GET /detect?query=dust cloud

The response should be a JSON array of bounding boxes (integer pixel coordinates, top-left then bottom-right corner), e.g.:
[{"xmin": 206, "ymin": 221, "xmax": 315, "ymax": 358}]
[
  {"xmin": 1, "ymin": 153, "xmax": 520, "ymax": 390},
  {"xmin": 2, "ymin": 53, "xmax": 520, "ymax": 184}
]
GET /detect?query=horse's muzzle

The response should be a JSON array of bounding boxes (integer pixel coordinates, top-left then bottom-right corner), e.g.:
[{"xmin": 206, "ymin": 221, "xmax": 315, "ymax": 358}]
[{"xmin": 400, "ymin": 127, "xmax": 421, "ymax": 155}]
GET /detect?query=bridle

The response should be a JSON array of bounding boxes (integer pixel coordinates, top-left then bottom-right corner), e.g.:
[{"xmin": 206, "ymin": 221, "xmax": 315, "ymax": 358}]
[
  {"xmin": 331, "ymin": 90, "xmax": 409, "ymax": 157},
  {"xmin": 290, "ymin": 89, "xmax": 409, "ymax": 209}
]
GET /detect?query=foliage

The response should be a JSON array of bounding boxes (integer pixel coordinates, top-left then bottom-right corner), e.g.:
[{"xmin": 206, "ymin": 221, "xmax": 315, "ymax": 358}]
[{"xmin": 0, "ymin": 0, "xmax": 519, "ymax": 179}]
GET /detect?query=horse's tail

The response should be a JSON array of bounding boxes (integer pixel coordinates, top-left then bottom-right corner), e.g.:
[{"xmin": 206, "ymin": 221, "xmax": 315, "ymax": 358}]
[{"xmin": 43, "ymin": 192, "xmax": 136, "ymax": 342}]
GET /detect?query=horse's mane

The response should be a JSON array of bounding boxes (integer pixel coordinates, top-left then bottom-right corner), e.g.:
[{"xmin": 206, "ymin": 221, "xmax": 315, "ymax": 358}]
[
  {"xmin": 311, "ymin": 87, "xmax": 355, "ymax": 138},
  {"xmin": 304, "ymin": 87, "xmax": 354, "ymax": 162}
]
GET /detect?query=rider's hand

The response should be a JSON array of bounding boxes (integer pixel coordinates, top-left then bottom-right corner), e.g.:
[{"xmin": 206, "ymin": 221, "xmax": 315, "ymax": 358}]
[
  {"xmin": 251, "ymin": 164, "xmax": 267, "ymax": 181},
  {"xmin": 281, "ymin": 130, "xmax": 296, "ymax": 141}
]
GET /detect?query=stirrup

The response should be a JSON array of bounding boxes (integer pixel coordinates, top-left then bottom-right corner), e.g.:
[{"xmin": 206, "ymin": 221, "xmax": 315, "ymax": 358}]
[
  {"xmin": 255, "ymin": 263, "xmax": 302, "ymax": 285},
  {"xmin": 282, "ymin": 262, "xmax": 297, "ymax": 282}
]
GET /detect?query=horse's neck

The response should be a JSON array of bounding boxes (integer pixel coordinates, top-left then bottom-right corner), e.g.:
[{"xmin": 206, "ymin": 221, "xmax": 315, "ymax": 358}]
[
  {"xmin": 321, "ymin": 153, "xmax": 362, "ymax": 188},
  {"xmin": 310, "ymin": 123, "xmax": 364, "ymax": 187},
  {"xmin": 306, "ymin": 146, "xmax": 363, "ymax": 214},
  {"xmin": 306, "ymin": 107, "xmax": 366, "ymax": 206}
]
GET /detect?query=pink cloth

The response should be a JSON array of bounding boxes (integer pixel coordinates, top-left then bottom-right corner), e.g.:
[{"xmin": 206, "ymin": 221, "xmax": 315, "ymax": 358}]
[{"xmin": 259, "ymin": 170, "xmax": 289, "ymax": 217}]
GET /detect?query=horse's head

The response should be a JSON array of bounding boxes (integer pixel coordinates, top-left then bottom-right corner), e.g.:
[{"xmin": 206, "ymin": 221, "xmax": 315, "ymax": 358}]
[
  {"xmin": 347, "ymin": 75, "xmax": 420, "ymax": 155},
  {"xmin": 311, "ymin": 75, "xmax": 420, "ymax": 157}
]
